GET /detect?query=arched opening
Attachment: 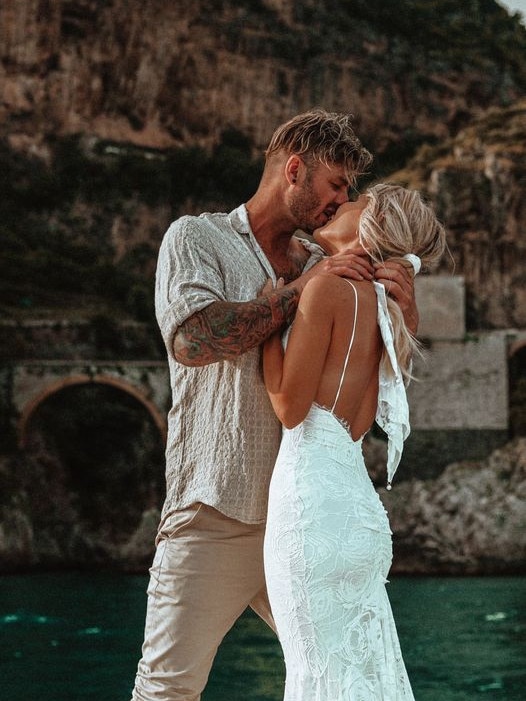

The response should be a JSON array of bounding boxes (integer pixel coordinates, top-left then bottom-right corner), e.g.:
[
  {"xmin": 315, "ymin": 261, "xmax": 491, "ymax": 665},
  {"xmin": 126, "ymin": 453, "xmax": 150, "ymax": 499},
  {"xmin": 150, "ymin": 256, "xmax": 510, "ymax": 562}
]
[
  {"xmin": 18, "ymin": 379, "xmax": 166, "ymax": 567},
  {"xmin": 19, "ymin": 374, "xmax": 167, "ymax": 448},
  {"xmin": 509, "ymin": 343, "xmax": 526, "ymax": 437}
]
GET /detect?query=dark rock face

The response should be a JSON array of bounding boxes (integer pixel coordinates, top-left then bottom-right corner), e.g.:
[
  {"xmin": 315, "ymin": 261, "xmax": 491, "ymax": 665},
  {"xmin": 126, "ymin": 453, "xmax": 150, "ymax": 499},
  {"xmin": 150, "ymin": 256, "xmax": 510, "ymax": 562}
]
[
  {"xmin": 394, "ymin": 100, "xmax": 526, "ymax": 330},
  {"xmin": 2, "ymin": 2, "xmax": 526, "ymax": 327},
  {"xmin": 2, "ymin": 434, "xmax": 525, "ymax": 575},
  {"xmin": 381, "ymin": 438, "xmax": 526, "ymax": 575},
  {"xmin": 1, "ymin": 1, "xmax": 525, "ymax": 159},
  {"xmin": 1, "ymin": 1, "xmax": 525, "ymax": 575},
  {"xmin": 0, "ymin": 383, "xmax": 166, "ymax": 573}
]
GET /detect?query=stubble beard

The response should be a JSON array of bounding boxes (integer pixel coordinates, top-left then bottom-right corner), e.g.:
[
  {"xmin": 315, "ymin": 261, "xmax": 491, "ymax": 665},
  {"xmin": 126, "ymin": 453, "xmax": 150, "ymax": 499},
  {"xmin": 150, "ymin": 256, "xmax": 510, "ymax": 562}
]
[{"xmin": 289, "ymin": 177, "xmax": 321, "ymax": 235}]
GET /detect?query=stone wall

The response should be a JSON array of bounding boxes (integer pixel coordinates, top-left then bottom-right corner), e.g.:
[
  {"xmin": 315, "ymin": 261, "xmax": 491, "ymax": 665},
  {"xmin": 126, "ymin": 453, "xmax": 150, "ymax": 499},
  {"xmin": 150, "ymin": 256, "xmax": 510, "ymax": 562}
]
[{"xmin": 396, "ymin": 275, "xmax": 512, "ymax": 478}]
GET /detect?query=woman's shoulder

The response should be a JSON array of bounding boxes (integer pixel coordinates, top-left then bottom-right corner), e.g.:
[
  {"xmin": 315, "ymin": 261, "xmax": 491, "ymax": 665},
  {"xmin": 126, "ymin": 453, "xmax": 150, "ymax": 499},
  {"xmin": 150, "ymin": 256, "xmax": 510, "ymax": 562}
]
[
  {"xmin": 301, "ymin": 276, "xmax": 377, "ymax": 319},
  {"xmin": 304, "ymin": 274, "xmax": 374, "ymax": 298}
]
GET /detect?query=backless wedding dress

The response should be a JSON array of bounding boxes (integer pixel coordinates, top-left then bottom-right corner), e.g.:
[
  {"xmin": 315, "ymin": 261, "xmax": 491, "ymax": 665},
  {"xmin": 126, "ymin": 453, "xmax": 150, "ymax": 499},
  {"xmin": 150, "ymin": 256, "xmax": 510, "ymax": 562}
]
[{"xmin": 264, "ymin": 281, "xmax": 415, "ymax": 701}]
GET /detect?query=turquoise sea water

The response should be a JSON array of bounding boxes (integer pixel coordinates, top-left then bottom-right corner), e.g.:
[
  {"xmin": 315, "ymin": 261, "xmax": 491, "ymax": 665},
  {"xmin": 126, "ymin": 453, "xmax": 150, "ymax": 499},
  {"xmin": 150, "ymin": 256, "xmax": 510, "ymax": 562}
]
[{"xmin": 1, "ymin": 573, "xmax": 525, "ymax": 700}]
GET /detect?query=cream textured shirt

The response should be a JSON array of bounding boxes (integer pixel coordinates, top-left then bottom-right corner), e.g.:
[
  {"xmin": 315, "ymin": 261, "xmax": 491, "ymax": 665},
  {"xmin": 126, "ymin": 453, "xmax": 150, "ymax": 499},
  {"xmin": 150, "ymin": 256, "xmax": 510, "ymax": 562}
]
[{"xmin": 155, "ymin": 204, "xmax": 323, "ymax": 524}]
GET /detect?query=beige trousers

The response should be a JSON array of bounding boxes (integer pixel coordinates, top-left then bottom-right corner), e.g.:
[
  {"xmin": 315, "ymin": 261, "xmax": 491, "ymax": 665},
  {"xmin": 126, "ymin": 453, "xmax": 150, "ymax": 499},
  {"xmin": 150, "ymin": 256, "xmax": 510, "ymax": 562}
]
[{"xmin": 131, "ymin": 503, "xmax": 275, "ymax": 701}]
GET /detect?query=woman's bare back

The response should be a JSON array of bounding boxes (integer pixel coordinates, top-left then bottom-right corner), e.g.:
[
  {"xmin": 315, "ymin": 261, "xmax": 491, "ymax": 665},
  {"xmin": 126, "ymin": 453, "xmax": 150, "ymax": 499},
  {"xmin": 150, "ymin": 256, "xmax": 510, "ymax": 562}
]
[{"xmin": 313, "ymin": 277, "xmax": 383, "ymax": 441}]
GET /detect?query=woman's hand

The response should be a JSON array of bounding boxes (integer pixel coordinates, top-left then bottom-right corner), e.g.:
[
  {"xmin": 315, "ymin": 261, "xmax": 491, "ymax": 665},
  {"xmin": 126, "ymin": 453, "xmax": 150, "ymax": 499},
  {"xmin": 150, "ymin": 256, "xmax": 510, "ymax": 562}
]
[
  {"xmin": 289, "ymin": 244, "xmax": 374, "ymax": 297},
  {"xmin": 374, "ymin": 261, "xmax": 419, "ymax": 334}
]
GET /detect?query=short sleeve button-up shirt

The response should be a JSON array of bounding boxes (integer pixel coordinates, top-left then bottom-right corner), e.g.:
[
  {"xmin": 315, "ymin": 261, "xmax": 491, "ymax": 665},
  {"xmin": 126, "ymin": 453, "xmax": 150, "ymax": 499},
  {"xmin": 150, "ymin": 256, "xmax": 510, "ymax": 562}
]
[{"xmin": 155, "ymin": 204, "xmax": 323, "ymax": 524}]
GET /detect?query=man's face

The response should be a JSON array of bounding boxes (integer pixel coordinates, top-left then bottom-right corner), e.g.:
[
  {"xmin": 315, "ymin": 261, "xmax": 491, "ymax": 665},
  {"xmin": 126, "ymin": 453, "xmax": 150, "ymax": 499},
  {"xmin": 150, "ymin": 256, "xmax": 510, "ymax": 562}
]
[{"xmin": 289, "ymin": 161, "xmax": 350, "ymax": 235}]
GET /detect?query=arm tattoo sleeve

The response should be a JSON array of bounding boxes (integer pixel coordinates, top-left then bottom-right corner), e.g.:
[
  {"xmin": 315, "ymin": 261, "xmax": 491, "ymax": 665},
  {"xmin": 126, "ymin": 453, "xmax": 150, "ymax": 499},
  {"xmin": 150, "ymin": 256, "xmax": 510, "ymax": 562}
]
[{"xmin": 173, "ymin": 288, "xmax": 299, "ymax": 366}]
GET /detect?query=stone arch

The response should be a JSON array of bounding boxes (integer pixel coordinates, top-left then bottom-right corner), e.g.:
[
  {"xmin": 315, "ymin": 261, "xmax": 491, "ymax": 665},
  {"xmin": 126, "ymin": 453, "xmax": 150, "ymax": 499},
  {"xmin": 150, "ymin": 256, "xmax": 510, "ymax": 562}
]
[
  {"xmin": 18, "ymin": 373, "xmax": 167, "ymax": 448},
  {"xmin": 508, "ymin": 338, "xmax": 526, "ymax": 359}
]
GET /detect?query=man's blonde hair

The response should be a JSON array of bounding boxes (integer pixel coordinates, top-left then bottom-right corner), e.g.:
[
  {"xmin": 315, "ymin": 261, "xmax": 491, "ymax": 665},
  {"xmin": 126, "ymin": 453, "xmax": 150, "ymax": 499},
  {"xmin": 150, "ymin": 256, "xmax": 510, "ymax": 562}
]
[{"xmin": 265, "ymin": 109, "xmax": 373, "ymax": 185}]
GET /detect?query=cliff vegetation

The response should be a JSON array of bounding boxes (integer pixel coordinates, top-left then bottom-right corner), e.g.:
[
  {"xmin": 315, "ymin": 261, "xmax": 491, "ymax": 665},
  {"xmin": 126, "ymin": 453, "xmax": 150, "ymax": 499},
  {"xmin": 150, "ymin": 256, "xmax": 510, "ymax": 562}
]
[{"xmin": 1, "ymin": 0, "xmax": 526, "ymax": 323}]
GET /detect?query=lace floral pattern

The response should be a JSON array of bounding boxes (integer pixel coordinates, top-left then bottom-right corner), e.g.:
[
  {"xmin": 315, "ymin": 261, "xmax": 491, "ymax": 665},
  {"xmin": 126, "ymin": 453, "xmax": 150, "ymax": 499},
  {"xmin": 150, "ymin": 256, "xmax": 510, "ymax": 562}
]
[
  {"xmin": 264, "ymin": 284, "xmax": 415, "ymax": 700},
  {"xmin": 264, "ymin": 408, "xmax": 414, "ymax": 700}
]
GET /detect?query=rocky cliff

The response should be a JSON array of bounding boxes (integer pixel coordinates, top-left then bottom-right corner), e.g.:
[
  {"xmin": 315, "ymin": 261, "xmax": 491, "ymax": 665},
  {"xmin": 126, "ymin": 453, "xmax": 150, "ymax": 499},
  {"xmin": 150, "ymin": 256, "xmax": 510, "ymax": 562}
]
[
  {"xmin": 2, "ymin": 1, "xmax": 526, "ymax": 327},
  {"xmin": 2, "ymin": 0, "xmax": 526, "ymax": 161},
  {"xmin": 1, "ymin": 0, "xmax": 525, "ymax": 575},
  {"xmin": 1, "ymin": 435, "xmax": 524, "ymax": 574},
  {"xmin": 393, "ymin": 99, "xmax": 526, "ymax": 329},
  {"xmin": 382, "ymin": 437, "xmax": 526, "ymax": 575}
]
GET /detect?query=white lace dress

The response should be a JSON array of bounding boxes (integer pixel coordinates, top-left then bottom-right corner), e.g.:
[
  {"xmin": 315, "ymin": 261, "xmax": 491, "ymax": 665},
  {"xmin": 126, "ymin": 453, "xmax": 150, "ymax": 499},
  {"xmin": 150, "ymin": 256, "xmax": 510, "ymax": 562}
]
[{"xmin": 264, "ymin": 282, "xmax": 415, "ymax": 701}]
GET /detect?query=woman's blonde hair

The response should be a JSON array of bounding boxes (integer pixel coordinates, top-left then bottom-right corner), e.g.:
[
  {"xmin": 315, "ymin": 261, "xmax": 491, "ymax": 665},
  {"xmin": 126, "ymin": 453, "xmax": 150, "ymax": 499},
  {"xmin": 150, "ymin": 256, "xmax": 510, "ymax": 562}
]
[{"xmin": 358, "ymin": 183, "xmax": 447, "ymax": 379}]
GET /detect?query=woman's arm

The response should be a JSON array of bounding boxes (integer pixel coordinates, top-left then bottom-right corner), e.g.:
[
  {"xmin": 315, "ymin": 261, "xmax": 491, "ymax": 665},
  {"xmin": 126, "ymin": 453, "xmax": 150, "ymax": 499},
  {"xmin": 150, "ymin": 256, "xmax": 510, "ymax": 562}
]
[
  {"xmin": 263, "ymin": 275, "xmax": 335, "ymax": 428},
  {"xmin": 262, "ymin": 330, "xmax": 285, "ymax": 396},
  {"xmin": 374, "ymin": 261, "xmax": 419, "ymax": 334}
]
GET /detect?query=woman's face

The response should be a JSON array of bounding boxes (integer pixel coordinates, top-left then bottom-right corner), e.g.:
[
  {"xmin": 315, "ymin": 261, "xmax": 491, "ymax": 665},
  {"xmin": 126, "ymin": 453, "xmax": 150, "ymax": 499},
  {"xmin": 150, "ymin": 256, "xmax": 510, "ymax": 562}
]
[{"xmin": 312, "ymin": 195, "xmax": 368, "ymax": 255}]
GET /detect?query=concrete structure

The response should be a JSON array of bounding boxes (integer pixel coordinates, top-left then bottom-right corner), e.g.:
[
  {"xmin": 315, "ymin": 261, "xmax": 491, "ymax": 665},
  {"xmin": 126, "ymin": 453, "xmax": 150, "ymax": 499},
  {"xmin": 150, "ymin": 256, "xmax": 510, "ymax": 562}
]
[
  {"xmin": 414, "ymin": 275, "xmax": 466, "ymax": 341},
  {"xmin": 396, "ymin": 275, "xmax": 518, "ymax": 477},
  {"xmin": 1, "ymin": 360, "xmax": 170, "ymax": 448},
  {"xmin": 410, "ymin": 331, "xmax": 509, "ymax": 431},
  {"xmin": 411, "ymin": 275, "xmax": 509, "ymax": 431},
  {"xmin": 1, "ymin": 274, "xmax": 524, "ymax": 480}
]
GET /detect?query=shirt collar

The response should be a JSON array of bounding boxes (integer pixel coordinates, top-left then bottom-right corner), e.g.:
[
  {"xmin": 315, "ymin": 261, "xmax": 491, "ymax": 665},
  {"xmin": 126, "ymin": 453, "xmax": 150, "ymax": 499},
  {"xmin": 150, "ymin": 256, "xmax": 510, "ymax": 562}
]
[
  {"xmin": 229, "ymin": 204, "xmax": 252, "ymax": 235},
  {"xmin": 229, "ymin": 204, "xmax": 324, "ymax": 255}
]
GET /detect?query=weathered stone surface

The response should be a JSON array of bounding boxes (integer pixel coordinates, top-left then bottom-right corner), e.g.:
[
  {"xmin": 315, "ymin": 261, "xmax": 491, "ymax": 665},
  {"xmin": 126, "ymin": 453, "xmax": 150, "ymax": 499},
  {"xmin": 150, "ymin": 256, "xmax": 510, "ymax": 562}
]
[
  {"xmin": 394, "ymin": 429, "xmax": 510, "ymax": 481},
  {"xmin": 1, "ymin": 3, "xmax": 525, "ymax": 330},
  {"xmin": 1, "ymin": 0, "xmax": 524, "ymax": 158},
  {"xmin": 9, "ymin": 360, "xmax": 170, "ymax": 422},
  {"xmin": 0, "ymin": 318, "xmax": 165, "ymax": 363},
  {"xmin": 381, "ymin": 437, "xmax": 526, "ymax": 574},
  {"xmin": 395, "ymin": 100, "xmax": 526, "ymax": 330},
  {"xmin": 408, "ymin": 332, "xmax": 509, "ymax": 430},
  {"xmin": 414, "ymin": 276, "xmax": 465, "ymax": 340}
]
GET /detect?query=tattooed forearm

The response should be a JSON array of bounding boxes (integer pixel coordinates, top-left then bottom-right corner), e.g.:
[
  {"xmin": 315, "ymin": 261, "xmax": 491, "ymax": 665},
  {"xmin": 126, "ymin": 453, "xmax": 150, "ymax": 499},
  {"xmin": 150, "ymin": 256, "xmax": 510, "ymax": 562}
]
[
  {"xmin": 173, "ymin": 288, "xmax": 299, "ymax": 366},
  {"xmin": 273, "ymin": 250, "xmax": 308, "ymax": 284}
]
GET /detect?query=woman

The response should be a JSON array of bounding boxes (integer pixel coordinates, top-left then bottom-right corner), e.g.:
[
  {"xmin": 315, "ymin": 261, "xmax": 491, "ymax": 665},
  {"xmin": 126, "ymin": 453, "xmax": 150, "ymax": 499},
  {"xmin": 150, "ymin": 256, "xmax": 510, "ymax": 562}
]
[{"xmin": 263, "ymin": 183, "xmax": 446, "ymax": 700}]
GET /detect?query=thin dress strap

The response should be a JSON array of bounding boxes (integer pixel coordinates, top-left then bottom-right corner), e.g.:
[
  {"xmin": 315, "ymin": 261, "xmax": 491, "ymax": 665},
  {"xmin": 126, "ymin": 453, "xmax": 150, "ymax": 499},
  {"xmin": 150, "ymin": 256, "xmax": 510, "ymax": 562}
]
[{"xmin": 331, "ymin": 280, "xmax": 359, "ymax": 413}]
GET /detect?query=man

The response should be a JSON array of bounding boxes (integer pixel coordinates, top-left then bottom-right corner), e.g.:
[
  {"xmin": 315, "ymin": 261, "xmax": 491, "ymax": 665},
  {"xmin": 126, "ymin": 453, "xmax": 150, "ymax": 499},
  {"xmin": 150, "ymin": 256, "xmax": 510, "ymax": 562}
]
[{"xmin": 131, "ymin": 110, "xmax": 417, "ymax": 700}]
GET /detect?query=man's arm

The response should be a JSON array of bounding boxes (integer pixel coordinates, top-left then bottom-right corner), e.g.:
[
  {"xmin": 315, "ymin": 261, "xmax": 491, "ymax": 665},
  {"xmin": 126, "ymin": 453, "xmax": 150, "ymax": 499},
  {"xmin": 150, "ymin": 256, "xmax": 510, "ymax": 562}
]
[
  {"xmin": 173, "ymin": 288, "xmax": 299, "ymax": 366},
  {"xmin": 173, "ymin": 248, "xmax": 373, "ymax": 366}
]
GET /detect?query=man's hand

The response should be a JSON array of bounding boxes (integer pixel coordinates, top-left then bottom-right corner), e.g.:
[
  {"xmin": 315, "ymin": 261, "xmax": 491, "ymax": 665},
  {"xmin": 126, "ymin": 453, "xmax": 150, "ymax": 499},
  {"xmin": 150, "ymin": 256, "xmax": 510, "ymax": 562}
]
[
  {"xmin": 374, "ymin": 260, "xmax": 419, "ymax": 335},
  {"xmin": 261, "ymin": 277, "xmax": 285, "ymax": 295}
]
